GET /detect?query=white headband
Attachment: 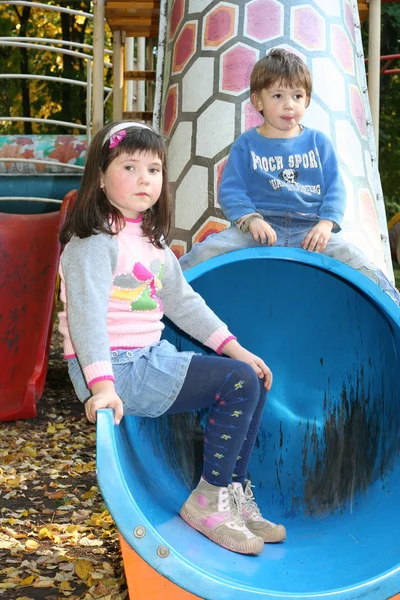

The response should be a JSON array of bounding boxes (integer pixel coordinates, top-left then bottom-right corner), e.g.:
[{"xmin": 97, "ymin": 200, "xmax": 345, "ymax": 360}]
[{"xmin": 102, "ymin": 121, "xmax": 153, "ymax": 147}]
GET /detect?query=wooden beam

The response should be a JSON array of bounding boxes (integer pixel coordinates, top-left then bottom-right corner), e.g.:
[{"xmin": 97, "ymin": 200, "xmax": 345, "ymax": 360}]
[
  {"xmin": 124, "ymin": 70, "xmax": 156, "ymax": 81},
  {"xmin": 106, "ymin": 8, "xmax": 160, "ymax": 17},
  {"xmin": 106, "ymin": 1, "xmax": 159, "ymax": 7},
  {"xmin": 123, "ymin": 111, "xmax": 153, "ymax": 121},
  {"xmin": 105, "ymin": 0, "xmax": 160, "ymax": 36},
  {"xmin": 108, "ymin": 27, "xmax": 159, "ymax": 36},
  {"xmin": 358, "ymin": 1, "xmax": 369, "ymax": 25}
]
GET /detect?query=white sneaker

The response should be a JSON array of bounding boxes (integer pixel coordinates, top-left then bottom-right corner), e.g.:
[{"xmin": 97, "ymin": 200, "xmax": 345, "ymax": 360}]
[
  {"xmin": 180, "ymin": 478, "xmax": 264, "ymax": 555},
  {"xmin": 233, "ymin": 480, "xmax": 286, "ymax": 543}
]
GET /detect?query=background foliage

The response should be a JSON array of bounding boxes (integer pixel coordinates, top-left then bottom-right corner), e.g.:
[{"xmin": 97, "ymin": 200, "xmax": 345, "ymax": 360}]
[
  {"xmin": 0, "ymin": 1, "xmax": 113, "ymax": 135},
  {"xmin": 362, "ymin": 4, "xmax": 400, "ymax": 220}
]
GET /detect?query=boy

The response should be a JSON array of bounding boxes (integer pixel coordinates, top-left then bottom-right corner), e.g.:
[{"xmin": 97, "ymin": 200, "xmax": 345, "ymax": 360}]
[{"xmin": 179, "ymin": 49, "xmax": 400, "ymax": 305}]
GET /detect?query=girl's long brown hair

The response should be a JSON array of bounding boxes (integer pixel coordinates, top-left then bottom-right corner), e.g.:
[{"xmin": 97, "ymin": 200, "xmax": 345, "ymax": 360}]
[{"xmin": 60, "ymin": 121, "xmax": 172, "ymax": 248}]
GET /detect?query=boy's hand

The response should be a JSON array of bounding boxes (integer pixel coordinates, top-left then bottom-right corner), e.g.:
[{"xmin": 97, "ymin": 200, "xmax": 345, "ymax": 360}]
[
  {"xmin": 85, "ymin": 380, "xmax": 123, "ymax": 425},
  {"xmin": 302, "ymin": 220, "xmax": 333, "ymax": 253},
  {"xmin": 248, "ymin": 218, "xmax": 277, "ymax": 246},
  {"xmin": 221, "ymin": 339, "xmax": 273, "ymax": 391}
]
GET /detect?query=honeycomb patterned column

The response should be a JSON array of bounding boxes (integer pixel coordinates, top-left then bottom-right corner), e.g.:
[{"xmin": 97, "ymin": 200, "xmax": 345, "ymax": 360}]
[{"xmin": 161, "ymin": 0, "xmax": 391, "ymax": 278}]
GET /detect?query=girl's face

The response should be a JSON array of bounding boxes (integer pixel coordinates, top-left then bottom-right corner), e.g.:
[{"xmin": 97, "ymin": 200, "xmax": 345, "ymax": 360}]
[{"xmin": 100, "ymin": 150, "xmax": 163, "ymax": 219}]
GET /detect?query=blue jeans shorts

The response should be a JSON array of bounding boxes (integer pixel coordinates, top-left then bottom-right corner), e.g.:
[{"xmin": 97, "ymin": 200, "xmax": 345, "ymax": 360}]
[{"xmin": 68, "ymin": 339, "xmax": 195, "ymax": 417}]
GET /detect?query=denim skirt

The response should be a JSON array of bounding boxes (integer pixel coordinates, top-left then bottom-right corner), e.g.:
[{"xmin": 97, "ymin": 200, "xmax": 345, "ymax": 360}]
[{"xmin": 67, "ymin": 339, "xmax": 195, "ymax": 418}]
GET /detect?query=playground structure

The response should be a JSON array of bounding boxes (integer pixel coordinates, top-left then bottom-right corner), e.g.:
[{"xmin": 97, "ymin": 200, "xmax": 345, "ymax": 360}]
[
  {"xmin": 0, "ymin": 193, "xmax": 73, "ymax": 421},
  {"xmin": 98, "ymin": 247, "xmax": 400, "ymax": 600},
  {"xmin": 1, "ymin": 0, "xmax": 400, "ymax": 598}
]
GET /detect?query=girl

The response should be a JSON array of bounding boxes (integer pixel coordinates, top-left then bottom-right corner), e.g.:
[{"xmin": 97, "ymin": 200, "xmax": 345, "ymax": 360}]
[{"xmin": 58, "ymin": 121, "xmax": 286, "ymax": 555}]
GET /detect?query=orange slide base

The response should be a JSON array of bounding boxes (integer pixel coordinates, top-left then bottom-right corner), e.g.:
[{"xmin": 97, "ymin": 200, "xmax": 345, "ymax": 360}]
[
  {"xmin": 119, "ymin": 535, "xmax": 202, "ymax": 599},
  {"xmin": 120, "ymin": 533, "xmax": 400, "ymax": 600}
]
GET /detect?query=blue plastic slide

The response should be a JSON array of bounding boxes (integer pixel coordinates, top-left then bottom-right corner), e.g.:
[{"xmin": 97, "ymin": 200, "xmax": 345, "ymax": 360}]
[{"xmin": 97, "ymin": 248, "xmax": 400, "ymax": 600}]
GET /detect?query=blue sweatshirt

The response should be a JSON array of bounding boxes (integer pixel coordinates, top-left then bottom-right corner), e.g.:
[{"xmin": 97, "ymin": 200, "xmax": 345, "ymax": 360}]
[{"xmin": 219, "ymin": 126, "xmax": 345, "ymax": 228}]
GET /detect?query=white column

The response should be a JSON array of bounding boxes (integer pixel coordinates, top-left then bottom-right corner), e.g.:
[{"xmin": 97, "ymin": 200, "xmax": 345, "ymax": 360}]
[
  {"xmin": 86, "ymin": 59, "xmax": 92, "ymax": 143},
  {"xmin": 125, "ymin": 37, "xmax": 134, "ymax": 112},
  {"xmin": 146, "ymin": 38, "xmax": 155, "ymax": 112},
  {"xmin": 137, "ymin": 37, "xmax": 146, "ymax": 112},
  {"xmin": 113, "ymin": 30, "xmax": 124, "ymax": 121},
  {"xmin": 92, "ymin": 0, "xmax": 105, "ymax": 135},
  {"xmin": 368, "ymin": 0, "xmax": 382, "ymax": 159}
]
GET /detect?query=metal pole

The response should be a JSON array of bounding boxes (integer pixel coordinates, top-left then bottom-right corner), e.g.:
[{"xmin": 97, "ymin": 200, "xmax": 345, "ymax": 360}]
[
  {"xmin": 86, "ymin": 59, "xmax": 93, "ymax": 145},
  {"xmin": 368, "ymin": 0, "xmax": 381, "ymax": 159},
  {"xmin": 125, "ymin": 37, "xmax": 134, "ymax": 112},
  {"xmin": 92, "ymin": 0, "xmax": 105, "ymax": 136},
  {"xmin": 113, "ymin": 30, "xmax": 124, "ymax": 121},
  {"xmin": 137, "ymin": 37, "xmax": 146, "ymax": 112},
  {"xmin": 133, "ymin": 38, "xmax": 138, "ymax": 111},
  {"xmin": 153, "ymin": 0, "xmax": 168, "ymax": 130},
  {"xmin": 146, "ymin": 38, "xmax": 155, "ymax": 113}
]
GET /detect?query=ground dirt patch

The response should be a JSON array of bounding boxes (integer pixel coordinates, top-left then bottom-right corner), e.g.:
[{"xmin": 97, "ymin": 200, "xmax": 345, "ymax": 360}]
[{"xmin": 0, "ymin": 331, "xmax": 128, "ymax": 600}]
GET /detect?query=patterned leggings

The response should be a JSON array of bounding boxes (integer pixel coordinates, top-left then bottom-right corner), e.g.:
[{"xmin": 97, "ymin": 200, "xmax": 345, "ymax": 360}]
[{"xmin": 166, "ymin": 355, "xmax": 267, "ymax": 486}]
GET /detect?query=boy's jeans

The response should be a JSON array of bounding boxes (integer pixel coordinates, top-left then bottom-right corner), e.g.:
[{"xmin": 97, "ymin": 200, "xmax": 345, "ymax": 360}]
[{"xmin": 179, "ymin": 211, "xmax": 400, "ymax": 305}]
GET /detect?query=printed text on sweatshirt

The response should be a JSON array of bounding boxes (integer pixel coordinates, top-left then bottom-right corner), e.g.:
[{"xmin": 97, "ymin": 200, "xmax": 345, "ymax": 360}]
[{"xmin": 219, "ymin": 126, "xmax": 345, "ymax": 228}]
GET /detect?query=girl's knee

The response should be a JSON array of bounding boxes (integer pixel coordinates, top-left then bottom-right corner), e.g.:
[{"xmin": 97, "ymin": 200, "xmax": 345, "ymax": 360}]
[{"xmin": 233, "ymin": 361, "xmax": 260, "ymax": 394}]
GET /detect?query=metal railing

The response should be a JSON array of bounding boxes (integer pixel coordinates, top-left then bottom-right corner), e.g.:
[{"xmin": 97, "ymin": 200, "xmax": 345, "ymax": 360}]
[
  {"xmin": 0, "ymin": 158, "xmax": 84, "ymax": 171},
  {"xmin": 0, "ymin": 197, "xmax": 62, "ymax": 203},
  {"xmin": 0, "ymin": 1, "xmax": 113, "ymax": 145}
]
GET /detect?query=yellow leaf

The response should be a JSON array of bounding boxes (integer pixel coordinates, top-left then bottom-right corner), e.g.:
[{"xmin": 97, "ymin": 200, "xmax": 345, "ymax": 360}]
[
  {"xmin": 38, "ymin": 528, "xmax": 51, "ymax": 540},
  {"xmin": 101, "ymin": 578, "xmax": 118, "ymax": 586},
  {"xmin": 75, "ymin": 559, "xmax": 93, "ymax": 582},
  {"xmin": 59, "ymin": 580, "xmax": 74, "ymax": 591},
  {"xmin": 47, "ymin": 425, "xmax": 57, "ymax": 434},
  {"xmin": 45, "ymin": 490, "xmax": 65, "ymax": 500},
  {"xmin": 32, "ymin": 577, "xmax": 55, "ymax": 588},
  {"xmin": 100, "ymin": 530, "xmax": 113, "ymax": 539},
  {"xmin": 101, "ymin": 563, "xmax": 114, "ymax": 574},
  {"xmin": 19, "ymin": 575, "xmax": 36, "ymax": 586},
  {"xmin": 23, "ymin": 446, "xmax": 37, "ymax": 457},
  {"xmin": 25, "ymin": 539, "xmax": 39, "ymax": 550},
  {"xmin": 81, "ymin": 488, "xmax": 97, "ymax": 500},
  {"xmin": 16, "ymin": 596, "xmax": 35, "ymax": 600}
]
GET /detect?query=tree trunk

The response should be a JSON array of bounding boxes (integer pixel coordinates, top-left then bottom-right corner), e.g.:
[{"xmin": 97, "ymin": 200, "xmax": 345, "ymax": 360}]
[
  {"xmin": 14, "ymin": 4, "xmax": 32, "ymax": 134},
  {"xmin": 60, "ymin": 1, "xmax": 91, "ymax": 129}
]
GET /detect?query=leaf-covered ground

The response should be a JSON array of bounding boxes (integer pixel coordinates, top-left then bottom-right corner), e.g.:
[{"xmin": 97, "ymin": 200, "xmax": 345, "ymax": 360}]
[{"xmin": 0, "ymin": 331, "xmax": 128, "ymax": 600}]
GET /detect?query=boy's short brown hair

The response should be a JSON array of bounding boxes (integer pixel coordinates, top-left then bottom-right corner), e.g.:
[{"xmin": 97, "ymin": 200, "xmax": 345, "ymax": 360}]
[{"xmin": 250, "ymin": 48, "xmax": 312, "ymax": 98}]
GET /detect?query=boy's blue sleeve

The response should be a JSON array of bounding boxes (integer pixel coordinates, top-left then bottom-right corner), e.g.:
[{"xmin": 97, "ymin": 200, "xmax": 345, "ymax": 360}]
[
  {"xmin": 317, "ymin": 133, "xmax": 346, "ymax": 229},
  {"xmin": 218, "ymin": 139, "xmax": 257, "ymax": 222}
]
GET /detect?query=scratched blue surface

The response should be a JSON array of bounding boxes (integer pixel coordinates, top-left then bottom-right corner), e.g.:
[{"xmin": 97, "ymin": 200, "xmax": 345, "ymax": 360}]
[{"xmin": 97, "ymin": 248, "xmax": 400, "ymax": 599}]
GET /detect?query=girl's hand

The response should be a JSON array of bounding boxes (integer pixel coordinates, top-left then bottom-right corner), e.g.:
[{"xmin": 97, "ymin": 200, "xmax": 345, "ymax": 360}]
[
  {"xmin": 85, "ymin": 380, "xmax": 124, "ymax": 425},
  {"xmin": 248, "ymin": 218, "xmax": 277, "ymax": 246},
  {"xmin": 302, "ymin": 220, "xmax": 333, "ymax": 253},
  {"xmin": 221, "ymin": 339, "xmax": 273, "ymax": 391}
]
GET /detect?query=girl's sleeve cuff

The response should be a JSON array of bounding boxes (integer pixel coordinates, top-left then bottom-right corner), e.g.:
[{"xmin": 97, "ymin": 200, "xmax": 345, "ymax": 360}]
[
  {"xmin": 84, "ymin": 361, "xmax": 115, "ymax": 389},
  {"xmin": 205, "ymin": 327, "xmax": 237, "ymax": 354}
]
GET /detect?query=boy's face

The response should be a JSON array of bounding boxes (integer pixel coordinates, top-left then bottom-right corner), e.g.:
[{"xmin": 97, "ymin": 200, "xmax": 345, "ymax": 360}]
[{"xmin": 251, "ymin": 84, "xmax": 309, "ymax": 138}]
